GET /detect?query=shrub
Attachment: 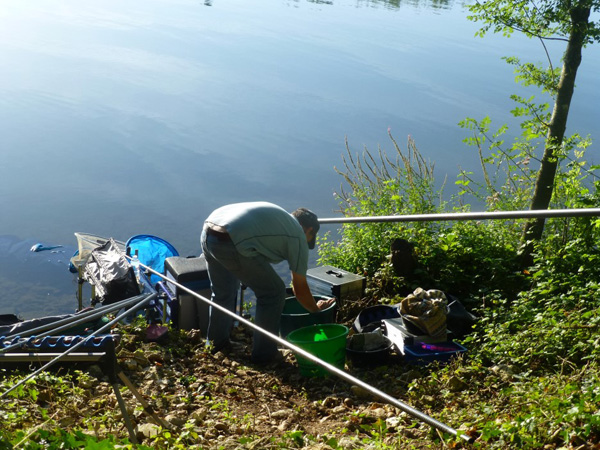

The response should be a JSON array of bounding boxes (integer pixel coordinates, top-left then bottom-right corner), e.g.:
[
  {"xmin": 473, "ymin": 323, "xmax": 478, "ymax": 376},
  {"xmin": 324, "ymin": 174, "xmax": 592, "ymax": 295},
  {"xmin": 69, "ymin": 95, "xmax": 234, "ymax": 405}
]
[{"xmin": 318, "ymin": 132, "xmax": 525, "ymax": 301}]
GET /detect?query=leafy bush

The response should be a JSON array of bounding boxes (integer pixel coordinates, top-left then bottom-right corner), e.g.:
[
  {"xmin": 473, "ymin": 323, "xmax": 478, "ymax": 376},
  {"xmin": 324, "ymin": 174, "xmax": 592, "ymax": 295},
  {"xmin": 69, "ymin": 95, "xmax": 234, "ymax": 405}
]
[
  {"xmin": 318, "ymin": 133, "xmax": 443, "ymax": 277},
  {"xmin": 468, "ymin": 233, "xmax": 600, "ymax": 372},
  {"xmin": 317, "ymin": 126, "xmax": 600, "ymax": 448},
  {"xmin": 318, "ymin": 132, "xmax": 526, "ymax": 301}
]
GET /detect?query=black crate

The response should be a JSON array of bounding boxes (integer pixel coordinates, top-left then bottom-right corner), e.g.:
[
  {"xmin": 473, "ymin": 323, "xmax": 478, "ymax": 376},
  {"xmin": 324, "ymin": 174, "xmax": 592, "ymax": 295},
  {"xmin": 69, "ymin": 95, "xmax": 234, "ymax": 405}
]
[{"xmin": 307, "ymin": 265, "xmax": 366, "ymax": 306}]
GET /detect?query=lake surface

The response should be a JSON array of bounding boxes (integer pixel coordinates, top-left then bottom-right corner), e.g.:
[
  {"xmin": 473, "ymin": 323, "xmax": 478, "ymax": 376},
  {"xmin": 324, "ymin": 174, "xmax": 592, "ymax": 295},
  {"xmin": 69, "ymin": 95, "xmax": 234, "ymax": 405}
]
[{"xmin": 1, "ymin": 0, "xmax": 598, "ymax": 319}]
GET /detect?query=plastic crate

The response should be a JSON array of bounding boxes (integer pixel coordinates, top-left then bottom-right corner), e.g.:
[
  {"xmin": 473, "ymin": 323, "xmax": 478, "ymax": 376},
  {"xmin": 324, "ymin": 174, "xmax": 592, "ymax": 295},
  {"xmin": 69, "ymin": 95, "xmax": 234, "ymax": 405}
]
[{"xmin": 164, "ymin": 256, "xmax": 211, "ymax": 332}]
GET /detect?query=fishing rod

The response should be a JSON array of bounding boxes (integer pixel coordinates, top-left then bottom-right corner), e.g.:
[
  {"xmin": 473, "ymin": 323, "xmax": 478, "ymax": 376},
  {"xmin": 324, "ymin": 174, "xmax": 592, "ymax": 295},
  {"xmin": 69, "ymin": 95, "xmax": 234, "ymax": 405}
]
[
  {"xmin": 0, "ymin": 293, "xmax": 156, "ymax": 399},
  {"xmin": 318, "ymin": 207, "xmax": 600, "ymax": 224},
  {"xmin": 0, "ymin": 294, "xmax": 150, "ymax": 353},
  {"xmin": 139, "ymin": 262, "xmax": 474, "ymax": 443}
]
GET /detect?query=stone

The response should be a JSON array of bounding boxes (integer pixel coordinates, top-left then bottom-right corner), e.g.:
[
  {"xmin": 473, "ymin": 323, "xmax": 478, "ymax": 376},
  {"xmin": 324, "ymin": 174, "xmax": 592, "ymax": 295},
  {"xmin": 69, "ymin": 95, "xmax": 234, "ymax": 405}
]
[
  {"xmin": 271, "ymin": 408, "xmax": 293, "ymax": 419},
  {"xmin": 136, "ymin": 423, "xmax": 161, "ymax": 439}
]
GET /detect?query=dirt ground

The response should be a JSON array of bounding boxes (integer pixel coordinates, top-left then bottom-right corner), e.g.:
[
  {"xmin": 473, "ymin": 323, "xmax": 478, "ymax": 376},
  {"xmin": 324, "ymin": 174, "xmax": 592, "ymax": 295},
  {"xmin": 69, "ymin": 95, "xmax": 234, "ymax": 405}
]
[
  {"xmin": 102, "ymin": 298, "xmax": 455, "ymax": 449},
  {"xmin": 0, "ymin": 297, "xmax": 461, "ymax": 449}
]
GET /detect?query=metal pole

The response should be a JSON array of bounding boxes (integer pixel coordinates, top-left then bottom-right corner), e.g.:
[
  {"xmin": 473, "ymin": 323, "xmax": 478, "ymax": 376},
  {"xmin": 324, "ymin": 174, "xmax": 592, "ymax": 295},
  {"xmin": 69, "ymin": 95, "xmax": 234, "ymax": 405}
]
[
  {"xmin": 112, "ymin": 382, "xmax": 138, "ymax": 444},
  {"xmin": 0, "ymin": 293, "xmax": 156, "ymax": 399},
  {"xmin": 139, "ymin": 263, "xmax": 473, "ymax": 443},
  {"xmin": 318, "ymin": 207, "xmax": 600, "ymax": 224}
]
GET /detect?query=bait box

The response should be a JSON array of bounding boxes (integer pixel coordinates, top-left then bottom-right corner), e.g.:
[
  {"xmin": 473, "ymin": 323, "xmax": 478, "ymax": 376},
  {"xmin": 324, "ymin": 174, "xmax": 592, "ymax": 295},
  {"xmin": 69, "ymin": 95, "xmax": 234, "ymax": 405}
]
[
  {"xmin": 403, "ymin": 341, "xmax": 467, "ymax": 366},
  {"xmin": 307, "ymin": 265, "xmax": 366, "ymax": 306},
  {"xmin": 164, "ymin": 256, "xmax": 211, "ymax": 333}
]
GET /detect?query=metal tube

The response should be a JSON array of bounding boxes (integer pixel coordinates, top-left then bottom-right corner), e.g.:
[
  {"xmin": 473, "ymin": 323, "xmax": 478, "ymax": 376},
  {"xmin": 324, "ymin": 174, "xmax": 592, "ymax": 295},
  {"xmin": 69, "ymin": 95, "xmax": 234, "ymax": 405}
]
[
  {"xmin": 0, "ymin": 293, "xmax": 156, "ymax": 399},
  {"xmin": 318, "ymin": 207, "xmax": 600, "ymax": 224},
  {"xmin": 112, "ymin": 382, "xmax": 139, "ymax": 444},
  {"xmin": 140, "ymin": 263, "xmax": 473, "ymax": 443}
]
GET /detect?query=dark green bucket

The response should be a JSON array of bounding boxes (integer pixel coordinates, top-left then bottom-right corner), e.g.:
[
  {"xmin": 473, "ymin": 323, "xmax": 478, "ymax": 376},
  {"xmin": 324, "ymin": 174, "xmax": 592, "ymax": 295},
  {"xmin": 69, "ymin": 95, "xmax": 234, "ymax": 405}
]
[
  {"xmin": 286, "ymin": 324, "xmax": 349, "ymax": 377},
  {"xmin": 279, "ymin": 295, "xmax": 337, "ymax": 337}
]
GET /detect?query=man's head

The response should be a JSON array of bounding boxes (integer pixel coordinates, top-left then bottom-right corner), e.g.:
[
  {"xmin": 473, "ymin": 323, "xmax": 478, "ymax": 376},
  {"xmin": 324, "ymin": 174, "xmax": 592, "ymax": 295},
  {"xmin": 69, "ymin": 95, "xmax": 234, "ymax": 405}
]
[{"xmin": 292, "ymin": 207, "xmax": 320, "ymax": 249}]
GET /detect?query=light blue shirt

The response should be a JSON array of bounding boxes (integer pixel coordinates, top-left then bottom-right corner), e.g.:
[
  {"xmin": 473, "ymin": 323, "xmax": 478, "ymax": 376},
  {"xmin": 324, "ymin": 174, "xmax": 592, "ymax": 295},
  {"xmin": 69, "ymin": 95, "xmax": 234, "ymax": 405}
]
[{"xmin": 205, "ymin": 202, "xmax": 308, "ymax": 275}]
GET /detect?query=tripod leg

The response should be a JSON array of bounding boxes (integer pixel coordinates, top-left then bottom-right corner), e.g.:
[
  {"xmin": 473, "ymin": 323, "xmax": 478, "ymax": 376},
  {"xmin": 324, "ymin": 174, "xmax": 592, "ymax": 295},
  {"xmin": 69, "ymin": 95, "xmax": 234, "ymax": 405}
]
[
  {"xmin": 117, "ymin": 371, "xmax": 171, "ymax": 429},
  {"xmin": 112, "ymin": 383, "xmax": 138, "ymax": 444}
]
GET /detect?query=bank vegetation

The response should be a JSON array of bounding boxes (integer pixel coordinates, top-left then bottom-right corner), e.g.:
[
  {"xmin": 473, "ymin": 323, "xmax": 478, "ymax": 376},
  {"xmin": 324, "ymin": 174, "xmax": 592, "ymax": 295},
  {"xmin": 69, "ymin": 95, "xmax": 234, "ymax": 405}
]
[{"xmin": 2, "ymin": 132, "xmax": 600, "ymax": 449}]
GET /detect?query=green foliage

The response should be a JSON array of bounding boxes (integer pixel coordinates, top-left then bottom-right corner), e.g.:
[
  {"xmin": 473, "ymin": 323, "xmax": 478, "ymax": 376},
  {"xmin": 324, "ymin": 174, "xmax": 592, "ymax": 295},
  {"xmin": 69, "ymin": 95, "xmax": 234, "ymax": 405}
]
[
  {"xmin": 453, "ymin": 236, "xmax": 600, "ymax": 447},
  {"xmin": 468, "ymin": 0, "xmax": 599, "ymax": 265},
  {"xmin": 319, "ymin": 133, "xmax": 443, "ymax": 278},
  {"xmin": 277, "ymin": 430, "xmax": 306, "ymax": 448},
  {"xmin": 317, "ymin": 101, "xmax": 600, "ymax": 448},
  {"xmin": 1, "ymin": 429, "xmax": 142, "ymax": 450},
  {"xmin": 359, "ymin": 419, "xmax": 395, "ymax": 448},
  {"xmin": 420, "ymin": 220, "xmax": 524, "ymax": 298},
  {"xmin": 458, "ymin": 113, "xmax": 597, "ymax": 244},
  {"xmin": 457, "ymin": 115, "xmax": 537, "ymax": 211},
  {"xmin": 471, "ymin": 229, "xmax": 600, "ymax": 368},
  {"xmin": 321, "ymin": 106, "xmax": 591, "ymax": 301},
  {"xmin": 319, "ymin": 131, "xmax": 526, "ymax": 299},
  {"xmin": 144, "ymin": 424, "xmax": 203, "ymax": 449},
  {"xmin": 467, "ymin": 0, "xmax": 600, "ymax": 44}
]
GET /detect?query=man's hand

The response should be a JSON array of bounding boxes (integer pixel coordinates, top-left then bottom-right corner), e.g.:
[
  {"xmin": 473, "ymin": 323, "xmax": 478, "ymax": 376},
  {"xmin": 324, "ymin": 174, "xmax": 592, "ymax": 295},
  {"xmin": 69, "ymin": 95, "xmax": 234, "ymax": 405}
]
[
  {"xmin": 316, "ymin": 298, "xmax": 336, "ymax": 310},
  {"xmin": 291, "ymin": 272, "xmax": 336, "ymax": 313}
]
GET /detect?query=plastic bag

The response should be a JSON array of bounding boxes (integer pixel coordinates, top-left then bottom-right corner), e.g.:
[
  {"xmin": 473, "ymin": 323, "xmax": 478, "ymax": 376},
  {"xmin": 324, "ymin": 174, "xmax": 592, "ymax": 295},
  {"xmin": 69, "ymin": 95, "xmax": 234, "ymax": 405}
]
[{"xmin": 83, "ymin": 238, "xmax": 141, "ymax": 305}]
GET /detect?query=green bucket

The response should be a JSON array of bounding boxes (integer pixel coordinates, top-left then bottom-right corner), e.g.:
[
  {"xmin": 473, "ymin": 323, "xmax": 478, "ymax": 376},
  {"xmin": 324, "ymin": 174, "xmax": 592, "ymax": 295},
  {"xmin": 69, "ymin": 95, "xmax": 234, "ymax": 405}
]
[
  {"xmin": 286, "ymin": 324, "xmax": 349, "ymax": 377},
  {"xmin": 279, "ymin": 295, "xmax": 337, "ymax": 338}
]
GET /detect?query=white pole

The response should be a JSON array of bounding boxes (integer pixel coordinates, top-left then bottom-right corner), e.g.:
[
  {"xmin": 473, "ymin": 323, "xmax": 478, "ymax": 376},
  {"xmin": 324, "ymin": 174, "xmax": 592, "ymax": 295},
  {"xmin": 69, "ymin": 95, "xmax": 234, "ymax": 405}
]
[{"xmin": 318, "ymin": 207, "xmax": 600, "ymax": 224}]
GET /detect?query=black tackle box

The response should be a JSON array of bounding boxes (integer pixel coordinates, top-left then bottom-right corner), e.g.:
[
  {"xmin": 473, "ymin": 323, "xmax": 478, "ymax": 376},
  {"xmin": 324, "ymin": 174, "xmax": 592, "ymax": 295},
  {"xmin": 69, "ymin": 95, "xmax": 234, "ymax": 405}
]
[{"xmin": 307, "ymin": 265, "xmax": 366, "ymax": 306}]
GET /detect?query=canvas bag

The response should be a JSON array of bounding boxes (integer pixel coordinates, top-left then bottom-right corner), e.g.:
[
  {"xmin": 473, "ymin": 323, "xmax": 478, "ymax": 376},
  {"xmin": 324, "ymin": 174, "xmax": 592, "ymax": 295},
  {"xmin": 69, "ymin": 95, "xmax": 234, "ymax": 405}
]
[{"xmin": 400, "ymin": 288, "xmax": 448, "ymax": 337}]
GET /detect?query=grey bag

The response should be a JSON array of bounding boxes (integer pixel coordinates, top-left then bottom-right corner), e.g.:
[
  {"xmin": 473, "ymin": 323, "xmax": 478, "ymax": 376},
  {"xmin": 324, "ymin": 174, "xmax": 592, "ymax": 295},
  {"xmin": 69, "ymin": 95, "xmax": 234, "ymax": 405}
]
[{"xmin": 84, "ymin": 238, "xmax": 141, "ymax": 305}]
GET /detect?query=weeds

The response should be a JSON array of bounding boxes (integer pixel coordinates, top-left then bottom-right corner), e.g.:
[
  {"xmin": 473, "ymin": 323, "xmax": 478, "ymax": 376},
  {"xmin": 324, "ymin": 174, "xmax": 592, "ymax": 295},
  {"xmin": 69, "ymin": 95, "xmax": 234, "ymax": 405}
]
[{"xmin": 317, "ymin": 131, "xmax": 600, "ymax": 448}]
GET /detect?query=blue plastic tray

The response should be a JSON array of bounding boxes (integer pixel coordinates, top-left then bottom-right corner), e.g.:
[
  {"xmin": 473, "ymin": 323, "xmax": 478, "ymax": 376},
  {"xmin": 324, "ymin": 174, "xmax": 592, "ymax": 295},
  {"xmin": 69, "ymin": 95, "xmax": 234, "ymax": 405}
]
[{"xmin": 403, "ymin": 341, "xmax": 466, "ymax": 366}]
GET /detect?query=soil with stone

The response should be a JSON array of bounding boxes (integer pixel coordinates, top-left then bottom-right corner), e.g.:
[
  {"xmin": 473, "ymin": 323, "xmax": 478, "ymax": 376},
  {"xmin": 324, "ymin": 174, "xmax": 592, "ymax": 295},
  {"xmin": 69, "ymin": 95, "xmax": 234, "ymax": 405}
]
[{"xmin": 33, "ymin": 298, "xmax": 453, "ymax": 449}]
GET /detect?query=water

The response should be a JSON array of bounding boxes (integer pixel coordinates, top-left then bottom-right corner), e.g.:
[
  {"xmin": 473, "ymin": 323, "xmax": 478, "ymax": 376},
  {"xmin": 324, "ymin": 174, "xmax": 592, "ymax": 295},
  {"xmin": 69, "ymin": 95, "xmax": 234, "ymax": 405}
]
[{"xmin": 0, "ymin": 0, "xmax": 598, "ymax": 319}]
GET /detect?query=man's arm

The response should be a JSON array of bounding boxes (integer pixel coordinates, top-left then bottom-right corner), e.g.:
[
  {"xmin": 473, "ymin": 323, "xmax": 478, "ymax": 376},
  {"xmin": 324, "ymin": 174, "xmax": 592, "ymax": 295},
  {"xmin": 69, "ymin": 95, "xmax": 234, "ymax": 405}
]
[{"xmin": 291, "ymin": 271, "xmax": 335, "ymax": 313}]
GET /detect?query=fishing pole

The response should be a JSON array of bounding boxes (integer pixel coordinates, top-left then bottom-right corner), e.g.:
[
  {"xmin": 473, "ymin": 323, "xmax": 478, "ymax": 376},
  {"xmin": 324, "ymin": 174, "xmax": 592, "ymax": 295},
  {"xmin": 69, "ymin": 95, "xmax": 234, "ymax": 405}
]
[
  {"xmin": 0, "ymin": 294, "xmax": 150, "ymax": 353},
  {"xmin": 318, "ymin": 207, "xmax": 600, "ymax": 224},
  {"xmin": 139, "ymin": 262, "xmax": 474, "ymax": 443},
  {"xmin": 0, "ymin": 293, "xmax": 156, "ymax": 399}
]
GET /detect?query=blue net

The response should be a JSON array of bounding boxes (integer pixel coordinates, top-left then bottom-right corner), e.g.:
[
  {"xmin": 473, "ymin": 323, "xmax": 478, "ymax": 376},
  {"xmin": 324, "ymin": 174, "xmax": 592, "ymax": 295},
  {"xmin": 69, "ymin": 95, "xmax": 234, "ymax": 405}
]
[{"xmin": 125, "ymin": 235, "xmax": 179, "ymax": 285}]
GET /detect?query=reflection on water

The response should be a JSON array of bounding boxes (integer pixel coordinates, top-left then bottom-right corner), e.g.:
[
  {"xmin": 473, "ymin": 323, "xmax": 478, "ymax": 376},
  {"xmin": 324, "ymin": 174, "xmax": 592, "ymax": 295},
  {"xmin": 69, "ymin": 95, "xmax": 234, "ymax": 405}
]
[
  {"xmin": 359, "ymin": 0, "xmax": 456, "ymax": 10},
  {"xmin": 293, "ymin": 0, "xmax": 457, "ymax": 9}
]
